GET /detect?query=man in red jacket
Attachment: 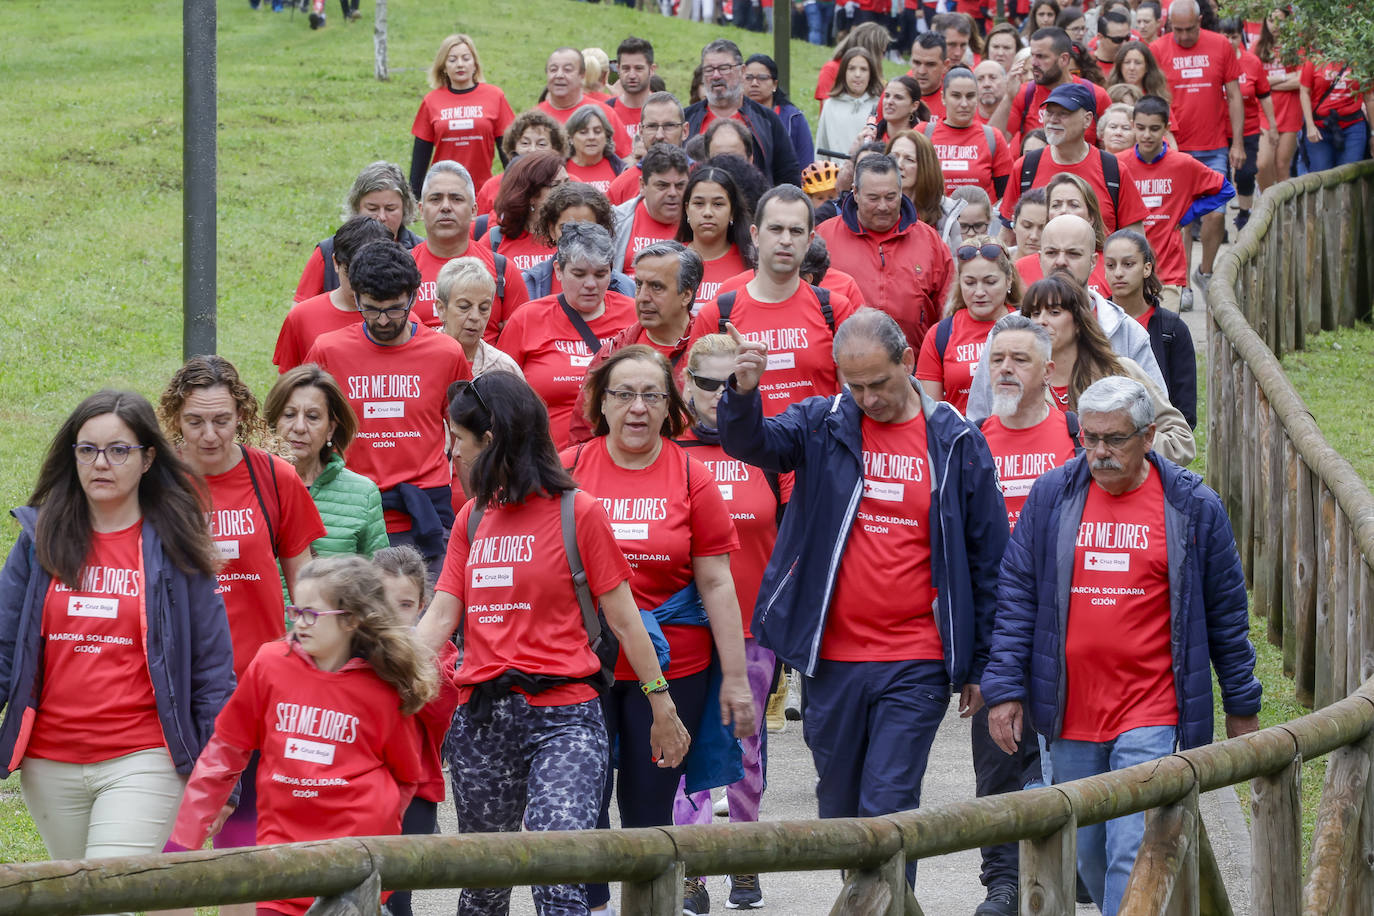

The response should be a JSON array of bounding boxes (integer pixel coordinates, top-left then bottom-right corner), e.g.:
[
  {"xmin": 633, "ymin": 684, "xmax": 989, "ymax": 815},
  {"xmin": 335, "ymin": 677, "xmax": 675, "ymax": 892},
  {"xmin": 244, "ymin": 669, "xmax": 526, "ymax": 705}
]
[{"xmin": 816, "ymin": 155, "xmax": 954, "ymax": 350}]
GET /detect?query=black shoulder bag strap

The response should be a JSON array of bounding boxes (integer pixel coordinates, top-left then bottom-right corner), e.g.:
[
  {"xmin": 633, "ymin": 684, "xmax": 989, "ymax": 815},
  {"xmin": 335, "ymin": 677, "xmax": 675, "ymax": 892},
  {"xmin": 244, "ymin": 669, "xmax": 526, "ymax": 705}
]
[
  {"xmin": 240, "ymin": 445, "xmax": 279, "ymax": 551},
  {"xmin": 1020, "ymin": 148, "xmax": 1045, "ymax": 196},
  {"xmin": 558, "ymin": 294, "xmax": 604, "ymax": 354},
  {"xmin": 1099, "ymin": 150, "xmax": 1122, "ymax": 215}
]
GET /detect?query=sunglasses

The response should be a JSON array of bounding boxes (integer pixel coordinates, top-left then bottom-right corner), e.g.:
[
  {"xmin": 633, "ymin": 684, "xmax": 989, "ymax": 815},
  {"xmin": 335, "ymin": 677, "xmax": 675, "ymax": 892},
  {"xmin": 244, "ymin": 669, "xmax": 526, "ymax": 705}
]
[
  {"xmin": 957, "ymin": 243, "xmax": 1006, "ymax": 261},
  {"xmin": 688, "ymin": 370, "xmax": 730, "ymax": 393},
  {"xmin": 450, "ymin": 378, "xmax": 492, "ymax": 416}
]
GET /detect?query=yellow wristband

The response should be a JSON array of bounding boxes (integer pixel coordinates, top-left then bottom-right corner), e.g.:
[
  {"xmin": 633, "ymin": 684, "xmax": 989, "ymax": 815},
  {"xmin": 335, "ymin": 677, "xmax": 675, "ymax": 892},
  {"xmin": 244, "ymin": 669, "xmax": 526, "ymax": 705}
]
[{"xmin": 640, "ymin": 676, "xmax": 669, "ymax": 695}]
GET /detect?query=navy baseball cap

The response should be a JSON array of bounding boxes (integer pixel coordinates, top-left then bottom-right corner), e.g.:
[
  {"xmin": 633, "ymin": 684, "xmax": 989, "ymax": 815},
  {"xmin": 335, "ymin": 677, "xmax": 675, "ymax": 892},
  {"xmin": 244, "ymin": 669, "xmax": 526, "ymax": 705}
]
[{"xmin": 1041, "ymin": 83, "xmax": 1095, "ymax": 113}]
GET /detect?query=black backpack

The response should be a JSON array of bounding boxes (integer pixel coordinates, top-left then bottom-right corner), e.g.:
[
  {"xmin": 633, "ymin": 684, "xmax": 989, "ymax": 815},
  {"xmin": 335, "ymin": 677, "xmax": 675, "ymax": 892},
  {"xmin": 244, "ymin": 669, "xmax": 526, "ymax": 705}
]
[
  {"xmin": 715, "ymin": 284, "xmax": 834, "ymax": 335},
  {"xmin": 1018, "ymin": 147, "xmax": 1121, "ymax": 217}
]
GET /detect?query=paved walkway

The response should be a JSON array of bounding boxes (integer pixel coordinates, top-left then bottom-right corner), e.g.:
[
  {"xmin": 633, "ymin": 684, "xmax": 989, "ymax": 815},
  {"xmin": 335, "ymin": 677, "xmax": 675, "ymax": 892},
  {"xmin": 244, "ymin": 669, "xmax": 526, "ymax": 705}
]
[{"xmin": 411, "ymin": 243, "xmax": 1243, "ymax": 915}]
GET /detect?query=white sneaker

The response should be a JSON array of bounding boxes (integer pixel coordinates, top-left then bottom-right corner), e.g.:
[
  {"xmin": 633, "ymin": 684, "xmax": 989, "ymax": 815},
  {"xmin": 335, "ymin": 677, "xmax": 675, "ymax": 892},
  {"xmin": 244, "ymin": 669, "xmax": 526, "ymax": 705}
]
[
  {"xmin": 784, "ymin": 670, "xmax": 802, "ymax": 721},
  {"xmin": 713, "ymin": 793, "xmax": 729, "ymax": 817}
]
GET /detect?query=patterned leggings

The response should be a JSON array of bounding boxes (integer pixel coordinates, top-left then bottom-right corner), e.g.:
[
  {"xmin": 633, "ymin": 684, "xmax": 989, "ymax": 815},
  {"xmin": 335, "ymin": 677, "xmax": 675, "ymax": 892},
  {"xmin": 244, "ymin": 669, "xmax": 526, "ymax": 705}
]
[
  {"xmin": 672, "ymin": 638, "xmax": 777, "ymax": 825},
  {"xmin": 445, "ymin": 694, "xmax": 608, "ymax": 916}
]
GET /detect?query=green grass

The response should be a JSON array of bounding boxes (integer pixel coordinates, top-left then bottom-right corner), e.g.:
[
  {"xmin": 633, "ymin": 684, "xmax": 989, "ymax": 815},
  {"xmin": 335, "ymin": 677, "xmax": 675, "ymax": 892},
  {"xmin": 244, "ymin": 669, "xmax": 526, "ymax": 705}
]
[{"xmin": 1279, "ymin": 322, "xmax": 1374, "ymax": 489}]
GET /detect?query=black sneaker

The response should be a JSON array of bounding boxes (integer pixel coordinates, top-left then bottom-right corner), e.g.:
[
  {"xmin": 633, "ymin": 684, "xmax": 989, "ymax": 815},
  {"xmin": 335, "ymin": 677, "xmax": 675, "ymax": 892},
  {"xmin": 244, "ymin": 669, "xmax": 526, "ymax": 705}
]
[
  {"xmin": 684, "ymin": 877, "xmax": 711, "ymax": 915},
  {"xmin": 973, "ymin": 884, "xmax": 1017, "ymax": 916},
  {"xmin": 308, "ymin": 11, "xmax": 324, "ymax": 27},
  {"xmin": 726, "ymin": 874, "xmax": 763, "ymax": 909},
  {"xmin": 1076, "ymin": 874, "xmax": 1093, "ymax": 904}
]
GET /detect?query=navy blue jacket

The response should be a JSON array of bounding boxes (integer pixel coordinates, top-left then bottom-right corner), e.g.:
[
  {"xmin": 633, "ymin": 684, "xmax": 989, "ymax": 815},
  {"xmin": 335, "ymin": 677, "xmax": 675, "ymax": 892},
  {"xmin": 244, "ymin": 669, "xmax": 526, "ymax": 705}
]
[
  {"xmin": 717, "ymin": 382, "xmax": 1009, "ymax": 688},
  {"xmin": 685, "ymin": 96, "xmax": 804, "ymax": 188},
  {"xmin": 0, "ymin": 507, "xmax": 236, "ymax": 776},
  {"xmin": 980, "ymin": 453, "xmax": 1261, "ymax": 750},
  {"xmin": 1147, "ymin": 306, "xmax": 1198, "ymax": 429}
]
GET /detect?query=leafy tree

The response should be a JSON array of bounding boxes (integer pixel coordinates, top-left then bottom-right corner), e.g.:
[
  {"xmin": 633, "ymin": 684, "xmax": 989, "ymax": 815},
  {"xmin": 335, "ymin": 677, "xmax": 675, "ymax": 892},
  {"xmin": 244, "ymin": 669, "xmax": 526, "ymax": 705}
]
[{"xmin": 1222, "ymin": 1, "xmax": 1374, "ymax": 81}]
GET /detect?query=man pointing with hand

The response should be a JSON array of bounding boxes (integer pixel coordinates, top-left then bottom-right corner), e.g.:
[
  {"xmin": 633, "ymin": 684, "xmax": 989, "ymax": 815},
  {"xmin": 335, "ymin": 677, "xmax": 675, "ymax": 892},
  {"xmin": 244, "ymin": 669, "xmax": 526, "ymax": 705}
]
[{"xmin": 716, "ymin": 307, "xmax": 1010, "ymax": 890}]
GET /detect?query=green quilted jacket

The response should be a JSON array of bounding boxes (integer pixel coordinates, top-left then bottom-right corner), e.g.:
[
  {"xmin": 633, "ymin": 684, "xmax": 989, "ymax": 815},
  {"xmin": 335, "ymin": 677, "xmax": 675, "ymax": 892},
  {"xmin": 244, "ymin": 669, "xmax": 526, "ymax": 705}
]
[{"xmin": 281, "ymin": 454, "xmax": 389, "ymax": 602}]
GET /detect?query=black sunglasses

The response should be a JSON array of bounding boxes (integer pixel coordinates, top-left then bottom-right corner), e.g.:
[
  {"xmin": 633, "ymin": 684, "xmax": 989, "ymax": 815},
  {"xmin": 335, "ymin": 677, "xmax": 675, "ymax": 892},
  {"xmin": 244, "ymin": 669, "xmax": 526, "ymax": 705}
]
[
  {"xmin": 688, "ymin": 370, "xmax": 729, "ymax": 393},
  {"xmin": 957, "ymin": 243, "xmax": 1006, "ymax": 262},
  {"xmin": 449, "ymin": 378, "xmax": 492, "ymax": 416}
]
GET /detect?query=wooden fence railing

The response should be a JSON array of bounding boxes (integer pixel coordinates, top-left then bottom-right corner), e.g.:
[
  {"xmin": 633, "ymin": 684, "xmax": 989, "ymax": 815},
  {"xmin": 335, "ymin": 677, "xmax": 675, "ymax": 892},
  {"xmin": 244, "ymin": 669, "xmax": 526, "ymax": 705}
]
[
  {"xmin": 4, "ymin": 166, "xmax": 1374, "ymax": 916},
  {"xmin": 1206, "ymin": 160, "xmax": 1374, "ymax": 710},
  {"xmin": 1, "ymin": 682, "xmax": 1372, "ymax": 915}
]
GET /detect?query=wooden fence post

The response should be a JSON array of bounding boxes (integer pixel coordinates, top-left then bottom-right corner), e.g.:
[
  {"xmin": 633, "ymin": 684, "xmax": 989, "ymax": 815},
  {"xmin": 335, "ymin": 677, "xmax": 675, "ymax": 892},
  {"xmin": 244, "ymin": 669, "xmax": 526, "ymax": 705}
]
[
  {"xmin": 1118, "ymin": 787, "xmax": 1198, "ymax": 916},
  {"xmin": 1196, "ymin": 819, "xmax": 1235, "ymax": 916},
  {"xmin": 1316, "ymin": 486, "xmax": 1339, "ymax": 710},
  {"xmin": 305, "ymin": 867, "xmax": 381, "ymax": 915},
  {"xmin": 1342, "ymin": 711, "xmax": 1374, "ymax": 915},
  {"xmin": 1020, "ymin": 815, "xmax": 1077, "ymax": 915},
  {"xmin": 1303, "ymin": 738, "xmax": 1371, "ymax": 913},
  {"xmin": 1295, "ymin": 457, "xmax": 1319, "ymax": 707},
  {"xmin": 829, "ymin": 851, "xmax": 906, "ymax": 916},
  {"xmin": 621, "ymin": 859, "xmax": 684, "ymax": 916},
  {"xmin": 1251, "ymin": 754, "xmax": 1303, "ymax": 916}
]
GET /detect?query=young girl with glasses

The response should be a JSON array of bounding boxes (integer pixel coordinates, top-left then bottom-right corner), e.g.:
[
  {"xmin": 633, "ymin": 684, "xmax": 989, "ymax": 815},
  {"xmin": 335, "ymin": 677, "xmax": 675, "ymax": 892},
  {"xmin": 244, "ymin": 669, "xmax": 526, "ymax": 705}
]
[{"xmin": 170, "ymin": 555, "xmax": 436, "ymax": 916}]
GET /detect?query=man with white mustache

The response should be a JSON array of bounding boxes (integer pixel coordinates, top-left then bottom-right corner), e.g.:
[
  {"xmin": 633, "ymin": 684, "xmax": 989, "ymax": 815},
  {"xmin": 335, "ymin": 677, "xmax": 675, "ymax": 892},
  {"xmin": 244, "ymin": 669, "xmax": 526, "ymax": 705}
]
[{"xmin": 981, "ymin": 375, "xmax": 1261, "ymax": 916}]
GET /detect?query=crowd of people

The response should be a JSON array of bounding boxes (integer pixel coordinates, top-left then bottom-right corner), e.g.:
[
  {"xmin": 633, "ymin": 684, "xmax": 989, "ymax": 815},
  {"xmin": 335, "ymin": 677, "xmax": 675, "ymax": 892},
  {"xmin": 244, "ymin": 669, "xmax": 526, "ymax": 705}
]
[{"xmin": 13, "ymin": 0, "xmax": 1374, "ymax": 913}]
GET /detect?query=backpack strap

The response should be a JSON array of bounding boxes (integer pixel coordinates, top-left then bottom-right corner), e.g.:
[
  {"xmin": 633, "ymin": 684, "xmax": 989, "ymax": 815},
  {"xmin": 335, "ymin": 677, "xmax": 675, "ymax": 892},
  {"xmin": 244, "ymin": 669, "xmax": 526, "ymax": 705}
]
[
  {"xmin": 1019, "ymin": 148, "xmax": 1045, "ymax": 196},
  {"xmin": 488, "ymin": 226, "xmax": 502, "ymax": 254},
  {"xmin": 809, "ymin": 284, "xmax": 835, "ymax": 332},
  {"xmin": 1099, "ymin": 150, "xmax": 1122, "ymax": 217},
  {"xmin": 923, "ymin": 121, "xmax": 938, "ymax": 139},
  {"xmin": 560, "ymin": 489, "xmax": 601, "ymax": 647},
  {"xmin": 473, "ymin": 212, "xmax": 490, "ymax": 240},
  {"xmin": 558, "ymin": 295, "xmax": 604, "ymax": 354},
  {"xmin": 934, "ymin": 315, "xmax": 955, "ymax": 360},
  {"xmin": 1066, "ymin": 409, "xmax": 1084, "ymax": 457},
  {"xmin": 493, "ymin": 251, "xmax": 507, "ymax": 300},
  {"xmin": 981, "ymin": 123, "xmax": 998, "ymax": 159},
  {"xmin": 240, "ymin": 446, "xmax": 281, "ymax": 552},
  {"xmin": 715, "ymin": 291, "xmax": 738, "ymax": 334}
]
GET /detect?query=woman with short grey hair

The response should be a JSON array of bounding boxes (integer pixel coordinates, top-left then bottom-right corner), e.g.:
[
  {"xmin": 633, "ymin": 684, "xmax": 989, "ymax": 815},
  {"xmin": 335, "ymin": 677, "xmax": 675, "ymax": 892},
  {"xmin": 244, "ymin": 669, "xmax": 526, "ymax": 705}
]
[
  {"xmin": 293, "ymin": 161, "xmax": 423, "ymax": 302},
  {"xmin": 495, "ymin": 222, "xmax": 637, "ymax": 448},
  {"xmin": 564, "ymin": 104, "xmax": 626, "ymax": 194}
]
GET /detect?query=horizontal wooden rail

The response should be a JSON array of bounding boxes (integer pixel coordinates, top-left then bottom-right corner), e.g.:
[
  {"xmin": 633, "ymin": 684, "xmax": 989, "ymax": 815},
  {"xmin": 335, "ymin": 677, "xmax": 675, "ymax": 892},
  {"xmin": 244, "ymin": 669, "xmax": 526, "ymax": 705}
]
[
  {"xmin": 1206, "ymin": 160, "xmax": 1374, "ymax": 709},
  {"xmin": 2, "ymin": 684, "xmax": 1371, "ymax": 915}
]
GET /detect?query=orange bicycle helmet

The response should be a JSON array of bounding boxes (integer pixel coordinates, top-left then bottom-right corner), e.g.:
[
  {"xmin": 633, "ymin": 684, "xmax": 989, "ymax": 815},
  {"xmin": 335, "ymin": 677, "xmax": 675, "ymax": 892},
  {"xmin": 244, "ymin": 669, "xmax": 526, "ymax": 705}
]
[{"xmin": 801, "ymin": 160, "xmax": 839, "ymax": 195}]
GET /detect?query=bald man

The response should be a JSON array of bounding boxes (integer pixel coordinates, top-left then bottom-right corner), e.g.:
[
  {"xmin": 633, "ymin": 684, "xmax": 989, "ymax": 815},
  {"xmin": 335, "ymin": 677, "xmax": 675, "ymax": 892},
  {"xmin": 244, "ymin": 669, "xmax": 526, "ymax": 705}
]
[{"xmin": 964, "ymin": 215, "xmax": 1166, "ymax": 421}]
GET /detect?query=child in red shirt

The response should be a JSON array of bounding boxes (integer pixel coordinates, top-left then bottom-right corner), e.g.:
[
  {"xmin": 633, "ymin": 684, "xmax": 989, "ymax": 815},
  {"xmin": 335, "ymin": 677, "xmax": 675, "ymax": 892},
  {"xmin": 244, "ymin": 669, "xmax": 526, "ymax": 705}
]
[{"xmin": 171, "ymin": 557, "xmax": 433, "ymax": 916}]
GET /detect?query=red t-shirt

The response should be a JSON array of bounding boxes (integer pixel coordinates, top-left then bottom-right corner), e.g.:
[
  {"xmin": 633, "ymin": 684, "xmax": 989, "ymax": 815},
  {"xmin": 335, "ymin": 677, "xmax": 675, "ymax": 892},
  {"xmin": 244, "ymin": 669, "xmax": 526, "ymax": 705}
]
[
  {"xmin": 920, "ymin": 89, "xmax": 947, "ymax": 121},
  {"xmin": 28, "ymin": 521, "xmax": 165, "ymax": 763},
  {"xmin": 1150, "ymin": 30, "xmax": 1242, "ymax": 151},
  {"xmin": 1234, "ymin": 50, "xmax": 1272, "ymax": 137},
  {"xmin": 204, "ymin": 455, "xmax": 326, "ymax": 680},
  {"xmin": 1006, "ymin": 78, "xmax": 1112, "ymax": 148},
  {"xmin": 411, "ymin": 239, "xmax": 530, "ymax": 337},
  {"xmin": 690, "ymin": 283, "xmax": 858, "ymax": 416},
  {"xmin": 1301, "ymin": 61, "xmax": 1367, "ymax": 121},
  {"xmin": 1134, "ymin": 305, "xmax": 1157, "ymax": 328},
  {"xmin": 410, "ymin": 83, "xmax": 516, "ymax": 189},
  {"xmin": 823, "ymin": 414, "xmax": 942, "ymax": 662},
  {"xmin": 293, "ymin": 246, "xmax": 329, "ymax": 303},
  {"xmin": 496, "ymin": 292, "xmax": 637, "ymax": 448},
  {"xmin": 305, "ymin": 324, "xmax": 472, "ymax": 528},
  {"xmin": 926, "ymin": 120, "xmax": 1015, "ymax": 197},
  {"xmin": 916, "ymin": 307, "xmax": 1010, "ymax": 413},
  {"xmin": 476, "ymin": 173, "xmax": 502, "ymax": 216},
  {"xmin": 623, "ymin": 201, "xmax": 680, "ymax": 276},
  {"xmin": 998, "ymin": 147, "xmax": 1149, "ymax": 233},
  {"xmin": 677, "ymin": 434, "xmax": 779, "ymax": 638},
  {"xmin": 1260, "ymin": 57, "xmax": 1303, "ymax": 132},
  {"xmin": 979, "ymin": 411, "xmax": 1077, "ymax": 531},
  {"xmin": 565, "ymin": 157, "xmax": 620, "ymax": 194},
  {"xmin": 815, "ymin": 59, "xmax": 841, "ymax": 101},
  {"xmin": 562, "ymin": 438, "xmax": 740, "ymax": 681},
  {"xmin": 611, "ymin": 99, "xmax": 643, "ymax": 140},
  {"xmin": 1117, "ymin": 146, "xmax": 1226, "ymax": 285},
  {"xmin": 1062, "ymin": 468, "xmax": 1178, "ymax": 741},
  {"xmin": 437, "ymin": 491, "xmax": 632, "ymax": 704},
  {"xmin": 606, "ymin": 166, "xmax": 642, "ymax": 205},
  {"xmin": 1016, "ymin": 253, "xmax": 1111, "ymax": 299},
  {"xmin": 496, "ymin": 230, "xmax": 555, "ymax": 275},
  {"xmin": 693, "ymin": 246, "xmax": 748, "ymax": 315},
  {"xmin": 413, "ymin": 642, "xmax": 461, "ymax": 803},
  {"xmin": 539, "ymin": 97, "xmax": 633, "ymax": 158},
  {"xmin": 213, "ymin": 642, "xmax": 422, "ymax": 914},
  {"xmin": 273, "ymin": 291, "xmax": 361, "ymax": 373}
]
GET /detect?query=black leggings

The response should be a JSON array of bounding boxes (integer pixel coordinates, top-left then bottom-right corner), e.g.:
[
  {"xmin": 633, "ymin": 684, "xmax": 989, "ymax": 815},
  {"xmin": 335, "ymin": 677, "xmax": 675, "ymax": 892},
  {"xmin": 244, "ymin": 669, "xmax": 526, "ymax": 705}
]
[
  {"xmin": 586, "ymin": 669, "xmax": 711, "ymax": 908},
  {"xmin": 386, "ymin": 797, "xmax": 438, "ymax": 916}
]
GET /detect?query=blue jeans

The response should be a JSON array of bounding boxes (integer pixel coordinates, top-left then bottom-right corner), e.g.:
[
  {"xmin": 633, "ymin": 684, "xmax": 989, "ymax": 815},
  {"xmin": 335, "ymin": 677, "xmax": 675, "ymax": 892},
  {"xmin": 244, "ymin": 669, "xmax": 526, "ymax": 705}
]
[
  {"xmin": 1050, "ymin": 725, "xmax": 1178, "ymax": 916},
  {"xmin": 805, "ymin": 2, "xmax": 835, "ymax": 45},
  {"xmin": 1302, "ymin": 119, "xmax": 1370, "ymax": 173},
  {"xmin": 1184, "ymin": 145, "xmax": 1230, "ymax": 178},
  {"xmin": 804, "ymin": 659, "xmax": 950, "ymax": 886}
]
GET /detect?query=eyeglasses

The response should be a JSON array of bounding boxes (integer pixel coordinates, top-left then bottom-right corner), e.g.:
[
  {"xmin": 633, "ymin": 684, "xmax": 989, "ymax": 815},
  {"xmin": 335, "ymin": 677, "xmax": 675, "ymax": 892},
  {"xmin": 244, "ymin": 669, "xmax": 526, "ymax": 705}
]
[
  {"xmin": 687, "ymin": 370, "xmax": 729, "ymax": 393},
  {"xmin": 604, "ymin": 389, "xmax": 670, "ymax": 406},
  {"xmin": 743, "ymin": 73, "xmax": 774, "ymax": 83},
  {"xmin": 702, "ymin": 64, "xmax": 741, "ymax": 76},
  {"xmin": 959, "ymin": 221, "xmax": 991, "ymax": 237},
  {"xmin": 285, "ymin": 605, "xmax": 350, "ymax": 626},
  {"xmin": 1077, "ymin": 427, "xmax": 1148, "ymax": 451},
  {"xmin": 957, "ymin": 243, "xmax": 1006, "ymax": 261},
  {"xmin": 73, "ymin": 443, "xmax": 145, "ymax": 465},
  {"xmin": 355, "ymin": 291, "xmax": 416, "ymax": 320},
  {"xmin": 642, "ymin": 121, "xmax": 684, "ymax": 134}
]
